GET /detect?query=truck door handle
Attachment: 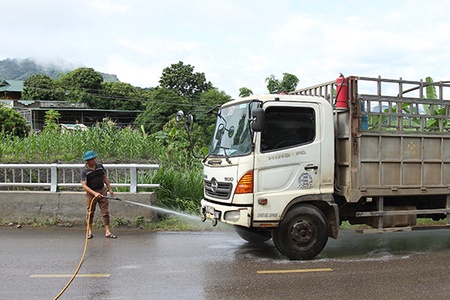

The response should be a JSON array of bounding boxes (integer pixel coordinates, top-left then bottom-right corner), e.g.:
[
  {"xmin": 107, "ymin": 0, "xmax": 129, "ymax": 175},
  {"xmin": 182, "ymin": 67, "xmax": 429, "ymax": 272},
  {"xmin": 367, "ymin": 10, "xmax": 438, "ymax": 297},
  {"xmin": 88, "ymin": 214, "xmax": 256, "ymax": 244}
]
[{"xmin": 304, "ymin": 165, "xmax": 318, "ymax": 171}]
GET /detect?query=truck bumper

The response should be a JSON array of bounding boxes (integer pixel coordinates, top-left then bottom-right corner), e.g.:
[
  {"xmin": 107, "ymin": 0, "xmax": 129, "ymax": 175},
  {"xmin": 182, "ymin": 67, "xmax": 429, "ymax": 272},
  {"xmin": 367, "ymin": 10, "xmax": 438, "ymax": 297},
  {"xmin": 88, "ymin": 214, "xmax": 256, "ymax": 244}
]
[{"xmin": 201, "ymin": 199, "xmax": 252, "ymax": 227}]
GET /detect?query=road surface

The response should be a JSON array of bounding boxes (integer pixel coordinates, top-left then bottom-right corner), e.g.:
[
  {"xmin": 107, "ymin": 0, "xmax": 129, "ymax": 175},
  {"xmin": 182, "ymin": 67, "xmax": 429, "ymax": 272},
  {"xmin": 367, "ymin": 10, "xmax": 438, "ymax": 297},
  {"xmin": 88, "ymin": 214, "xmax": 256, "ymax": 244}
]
[{"xmin": 2, "ymin": 226, "xmax": 450, "ymax": 299}]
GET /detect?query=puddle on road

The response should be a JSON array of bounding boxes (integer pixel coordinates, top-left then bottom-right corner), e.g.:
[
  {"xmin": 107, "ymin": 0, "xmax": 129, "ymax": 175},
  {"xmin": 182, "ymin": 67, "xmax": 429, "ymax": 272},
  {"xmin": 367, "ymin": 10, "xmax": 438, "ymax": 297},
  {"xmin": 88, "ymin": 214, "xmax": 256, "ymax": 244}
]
[
  {"xmin": 218, "ymin": 229, "xmax": 450, "ymax": 263},
  {"xmin": 318, "ymin": 229, "xmax": 450, "ymax": 261}
]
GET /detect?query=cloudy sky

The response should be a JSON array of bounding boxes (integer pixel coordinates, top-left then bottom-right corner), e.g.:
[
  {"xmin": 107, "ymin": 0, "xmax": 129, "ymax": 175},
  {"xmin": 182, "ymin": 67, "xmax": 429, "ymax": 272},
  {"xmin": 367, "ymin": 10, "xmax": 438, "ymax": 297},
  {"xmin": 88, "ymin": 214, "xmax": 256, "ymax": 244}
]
[{"xmin": 2, "ymin": 0, "xmax": 450, "ymax": 98}]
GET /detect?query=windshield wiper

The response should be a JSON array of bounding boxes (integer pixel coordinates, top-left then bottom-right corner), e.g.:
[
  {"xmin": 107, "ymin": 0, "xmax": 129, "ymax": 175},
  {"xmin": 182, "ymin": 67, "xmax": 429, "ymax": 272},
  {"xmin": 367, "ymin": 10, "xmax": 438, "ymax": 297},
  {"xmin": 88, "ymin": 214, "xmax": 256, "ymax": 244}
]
[
  {"xmin": 220, "ymin": 147, "xmax": 232, "ymax": 164},
  {"xmin": 203, "ymin": 146, "xmax": 232, "ymax": 165}
]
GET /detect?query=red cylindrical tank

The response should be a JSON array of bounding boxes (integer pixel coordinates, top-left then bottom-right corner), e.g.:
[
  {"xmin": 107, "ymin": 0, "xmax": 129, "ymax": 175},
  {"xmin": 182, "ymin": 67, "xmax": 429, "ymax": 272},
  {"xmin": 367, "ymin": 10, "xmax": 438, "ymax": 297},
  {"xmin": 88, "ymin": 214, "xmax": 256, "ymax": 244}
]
[{"xmin": 335, "ymin": 74, "xmax": 348, "ymax": 109}]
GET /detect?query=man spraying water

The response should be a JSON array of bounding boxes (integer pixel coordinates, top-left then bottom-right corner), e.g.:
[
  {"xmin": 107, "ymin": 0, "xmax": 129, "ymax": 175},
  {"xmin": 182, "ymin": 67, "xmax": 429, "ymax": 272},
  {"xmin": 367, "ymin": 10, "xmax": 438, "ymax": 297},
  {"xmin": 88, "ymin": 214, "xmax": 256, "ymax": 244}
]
[{"xmin": 81, "ymin": 150, "xmax": 117, "ymax": 239}]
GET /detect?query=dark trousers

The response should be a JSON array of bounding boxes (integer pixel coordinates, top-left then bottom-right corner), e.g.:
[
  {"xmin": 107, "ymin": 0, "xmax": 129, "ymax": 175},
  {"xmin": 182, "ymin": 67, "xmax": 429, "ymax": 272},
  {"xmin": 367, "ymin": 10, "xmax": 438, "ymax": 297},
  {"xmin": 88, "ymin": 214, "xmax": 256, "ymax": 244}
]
[{"xmin": 85, "ymin": 186, "xmax": 110, "ymax": 226}]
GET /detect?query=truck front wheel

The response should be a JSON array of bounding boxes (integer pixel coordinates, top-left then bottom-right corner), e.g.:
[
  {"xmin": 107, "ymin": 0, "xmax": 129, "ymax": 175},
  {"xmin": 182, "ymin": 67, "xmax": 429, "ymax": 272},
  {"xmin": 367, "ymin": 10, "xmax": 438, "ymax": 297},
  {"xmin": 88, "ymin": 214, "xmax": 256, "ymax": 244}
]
[
  {"xmin": 234, "ymin": 226, "xmax": 272, "ymax": 243},
  {"xmin": 272, "ymin": 204, "xmax": 328, "ymax": 260}
]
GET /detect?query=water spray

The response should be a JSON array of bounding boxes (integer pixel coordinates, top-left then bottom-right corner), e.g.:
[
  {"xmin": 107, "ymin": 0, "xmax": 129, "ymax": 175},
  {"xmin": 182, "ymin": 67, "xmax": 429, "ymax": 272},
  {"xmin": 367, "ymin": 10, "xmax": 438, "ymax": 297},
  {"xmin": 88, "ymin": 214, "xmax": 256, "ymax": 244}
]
[{"xmin": 104, "ymin": 196, "xmax": 199, "ymax": 221}]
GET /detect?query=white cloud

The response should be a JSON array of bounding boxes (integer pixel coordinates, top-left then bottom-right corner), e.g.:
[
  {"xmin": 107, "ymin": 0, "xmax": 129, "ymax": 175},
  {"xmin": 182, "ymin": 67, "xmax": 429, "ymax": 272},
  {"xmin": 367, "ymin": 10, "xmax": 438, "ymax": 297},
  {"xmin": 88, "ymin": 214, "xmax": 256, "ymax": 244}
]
[
  {"xmin": 104, "ymin": 55, "xmax": 162, "ymax": 88},
  {"xmin": 88, "ymin": 0, "xmax": 128, "ymax": 13},
  {"xmin": 2, "ymin": 0, "xmax": 450, "ymax": 98}
]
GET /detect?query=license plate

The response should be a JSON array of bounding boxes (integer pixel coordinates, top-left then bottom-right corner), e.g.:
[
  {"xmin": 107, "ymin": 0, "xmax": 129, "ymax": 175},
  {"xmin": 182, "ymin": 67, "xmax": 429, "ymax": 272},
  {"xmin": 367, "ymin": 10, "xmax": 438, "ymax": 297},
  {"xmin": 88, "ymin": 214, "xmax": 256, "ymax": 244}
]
[{"xmin": 205, "ymin": 205, "xmax": 215, "ymax": 215}]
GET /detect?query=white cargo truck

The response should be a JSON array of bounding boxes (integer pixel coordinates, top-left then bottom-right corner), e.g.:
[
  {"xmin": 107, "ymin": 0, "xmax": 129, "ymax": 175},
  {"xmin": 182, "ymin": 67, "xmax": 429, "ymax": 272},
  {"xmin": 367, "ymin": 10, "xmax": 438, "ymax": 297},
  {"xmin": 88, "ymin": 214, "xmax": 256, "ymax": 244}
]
[{"xmin": 178, "ymin": 75, "xmax": 450, "ymax": 259}]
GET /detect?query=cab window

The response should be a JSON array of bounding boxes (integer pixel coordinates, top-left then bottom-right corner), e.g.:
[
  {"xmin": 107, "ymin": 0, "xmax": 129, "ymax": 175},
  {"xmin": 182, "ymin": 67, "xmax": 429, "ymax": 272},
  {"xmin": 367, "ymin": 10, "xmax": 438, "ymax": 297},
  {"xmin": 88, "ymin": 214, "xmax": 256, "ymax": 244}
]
[{"xmin": 261, "ymin": 106, "xmax": 315, "ymax": 152}]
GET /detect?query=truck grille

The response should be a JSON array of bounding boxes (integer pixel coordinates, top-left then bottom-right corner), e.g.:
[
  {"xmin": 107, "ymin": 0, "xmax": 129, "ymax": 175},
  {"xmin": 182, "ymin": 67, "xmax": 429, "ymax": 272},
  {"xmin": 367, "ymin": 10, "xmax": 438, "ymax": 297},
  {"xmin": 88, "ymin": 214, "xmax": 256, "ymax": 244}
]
[{"xmin": 204, "ymin": 178, "xmax": 232, "ymax": 200}]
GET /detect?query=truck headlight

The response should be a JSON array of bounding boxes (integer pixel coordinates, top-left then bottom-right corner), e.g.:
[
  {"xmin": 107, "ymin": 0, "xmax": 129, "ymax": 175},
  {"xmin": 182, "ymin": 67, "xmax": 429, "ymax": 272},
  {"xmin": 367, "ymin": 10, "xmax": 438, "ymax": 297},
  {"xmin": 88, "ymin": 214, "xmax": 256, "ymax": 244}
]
[{"xmin": 224, "ymin": 210, "xmax": 240, "ymax": 222}]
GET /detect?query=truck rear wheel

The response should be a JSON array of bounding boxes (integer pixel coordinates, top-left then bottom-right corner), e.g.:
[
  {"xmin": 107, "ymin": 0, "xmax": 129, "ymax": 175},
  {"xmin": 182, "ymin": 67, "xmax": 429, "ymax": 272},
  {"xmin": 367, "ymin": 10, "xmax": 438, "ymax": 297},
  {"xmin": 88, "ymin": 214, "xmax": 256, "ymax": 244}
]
[
  {"xmin": 272, "ymin": 204, "xmax": 328, "ymax": 260},
  {"xmin": 234, "ymin": 226, "xmax": 272, "ymax": 243}
]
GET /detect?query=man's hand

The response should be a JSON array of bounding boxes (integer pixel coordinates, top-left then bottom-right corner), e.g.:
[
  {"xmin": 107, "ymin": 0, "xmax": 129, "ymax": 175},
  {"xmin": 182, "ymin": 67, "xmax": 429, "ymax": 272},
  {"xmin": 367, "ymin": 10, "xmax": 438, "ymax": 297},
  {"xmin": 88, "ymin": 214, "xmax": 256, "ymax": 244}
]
[{"xmin": 94, "ymin": 192, "xmax": 103, "ymax": 198}]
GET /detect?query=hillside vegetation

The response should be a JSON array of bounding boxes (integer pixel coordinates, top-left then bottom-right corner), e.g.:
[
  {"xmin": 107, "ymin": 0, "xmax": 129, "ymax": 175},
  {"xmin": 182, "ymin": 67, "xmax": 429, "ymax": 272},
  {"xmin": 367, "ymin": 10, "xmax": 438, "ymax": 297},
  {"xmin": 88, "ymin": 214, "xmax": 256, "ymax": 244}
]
[{"xmin": 0, "ymin": 57, "xmax": 119, "ymax": 82}]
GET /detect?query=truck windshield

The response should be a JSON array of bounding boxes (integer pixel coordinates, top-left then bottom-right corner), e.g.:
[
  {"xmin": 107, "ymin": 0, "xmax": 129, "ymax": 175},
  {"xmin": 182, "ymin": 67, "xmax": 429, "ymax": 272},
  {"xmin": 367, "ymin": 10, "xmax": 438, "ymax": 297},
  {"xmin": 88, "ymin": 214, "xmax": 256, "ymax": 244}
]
[{"xmin": 208, "ymin": 102, "xmax": 256, "ymax": 157}]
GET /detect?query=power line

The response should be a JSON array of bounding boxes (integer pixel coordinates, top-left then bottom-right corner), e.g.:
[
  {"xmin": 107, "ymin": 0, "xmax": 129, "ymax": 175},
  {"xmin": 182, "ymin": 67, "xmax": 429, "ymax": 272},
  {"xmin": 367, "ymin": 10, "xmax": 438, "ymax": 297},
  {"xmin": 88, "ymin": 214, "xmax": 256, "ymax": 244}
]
[{"xmin": 21, "ymin": 86, "xmax": 220, "ymax": 110}]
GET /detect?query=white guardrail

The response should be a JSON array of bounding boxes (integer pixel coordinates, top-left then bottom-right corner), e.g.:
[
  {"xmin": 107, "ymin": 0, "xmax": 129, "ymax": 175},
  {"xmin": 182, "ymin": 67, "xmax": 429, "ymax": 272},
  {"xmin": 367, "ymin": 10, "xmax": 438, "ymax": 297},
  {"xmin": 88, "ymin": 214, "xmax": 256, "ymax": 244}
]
[{"xmin": 0, "ymin": 164, "xmax": 160, "ymax": 193}]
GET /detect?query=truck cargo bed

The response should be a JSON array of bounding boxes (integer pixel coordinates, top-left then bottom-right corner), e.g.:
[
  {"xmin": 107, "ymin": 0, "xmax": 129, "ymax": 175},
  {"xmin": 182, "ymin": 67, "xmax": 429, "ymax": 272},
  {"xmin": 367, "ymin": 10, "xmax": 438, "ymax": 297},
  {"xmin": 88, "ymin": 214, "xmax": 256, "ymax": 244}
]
[{"xmin": 293, "ymin": 76, "xmax": 450, "ymax": 202}]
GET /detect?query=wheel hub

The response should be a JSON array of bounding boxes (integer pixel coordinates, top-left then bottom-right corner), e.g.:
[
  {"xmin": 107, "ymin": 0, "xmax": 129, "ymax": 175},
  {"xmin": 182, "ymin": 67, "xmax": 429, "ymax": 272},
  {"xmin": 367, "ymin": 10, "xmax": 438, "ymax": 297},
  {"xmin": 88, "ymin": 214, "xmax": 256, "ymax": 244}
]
[{"xmin": 290, "ymin": 220, "xmax": 314, "ymax": 244}]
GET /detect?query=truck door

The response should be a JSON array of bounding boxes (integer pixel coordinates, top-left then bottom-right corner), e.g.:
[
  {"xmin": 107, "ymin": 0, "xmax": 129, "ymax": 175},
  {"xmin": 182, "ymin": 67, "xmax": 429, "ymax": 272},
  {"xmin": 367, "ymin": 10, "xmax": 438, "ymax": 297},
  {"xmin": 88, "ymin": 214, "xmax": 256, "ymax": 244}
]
[{"xmin": 253, "ymin": 103, "xmax": 322, "ymax": 221}]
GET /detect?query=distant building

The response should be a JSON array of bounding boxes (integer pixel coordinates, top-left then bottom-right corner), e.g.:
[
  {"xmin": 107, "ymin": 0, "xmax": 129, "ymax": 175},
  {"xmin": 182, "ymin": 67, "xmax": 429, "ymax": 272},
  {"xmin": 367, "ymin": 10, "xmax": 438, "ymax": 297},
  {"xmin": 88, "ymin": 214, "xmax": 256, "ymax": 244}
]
[
  {"xmin": 0, "ymin": 80, "xmax": 23, "ymax": 100},
  {"xmin": 0, "ymin": 80, "xmax": 142, "ymax": 131}
]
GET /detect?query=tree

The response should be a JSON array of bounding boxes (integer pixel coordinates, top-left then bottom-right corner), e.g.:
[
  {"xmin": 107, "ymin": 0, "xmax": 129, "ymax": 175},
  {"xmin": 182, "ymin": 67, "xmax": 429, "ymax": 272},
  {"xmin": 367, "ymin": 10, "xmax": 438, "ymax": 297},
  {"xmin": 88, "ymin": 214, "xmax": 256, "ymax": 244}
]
[
  {"xmin": 265, "ymin": 73, "xmax": 299, "ymax": 93},
  {"xmin": 98, "ymin": 81, "xmax": 144, "ymax": 110},
  {"xmin": 239, "ymin": 87, "xmax": 253, "ymax": 97},
  {"xmin": 0, "ymin": 107, "xmax": 30, "ymax": 137},
  {"xmin": 265, "ymin": 75, "xmax": 280, "ymax": 94},
  {"xmin": 198, "ymin": 88, "xmax": 231, "ymax": 109},
  {"xmin": 280, "ymin": 73, "xmax": 300, "ymax": 93},
  {"xmin": 139, "ymin": 62, "xmax": 233, "ymax": 150},
  {"xmin": 135, "ymin": 88, "xmax": 189, "ymax": 134},
  {"xmin": 43, "ymin": 109, "xmax": 61, "ymax": 132},
  {"xmin": 425, "ymin": 76, "xmax": 437, "ymax": 99},
  {"xmin": 22, "ymin": 74, "xmax": 64, "ymax": 100},
  {"xmin": 423, "ymin": 76, "xmax": 448, "ymax": 129},
  {"xmin": 59, "ymin": 68, "xmax": 103, "ymax": 107},
  {"xmin": 154, "ymin": 61, "xmax": 218, "ymax": 145},
  {"xmin": 159, "ymin": 61, "xmax": 213, "ymax": 101}
]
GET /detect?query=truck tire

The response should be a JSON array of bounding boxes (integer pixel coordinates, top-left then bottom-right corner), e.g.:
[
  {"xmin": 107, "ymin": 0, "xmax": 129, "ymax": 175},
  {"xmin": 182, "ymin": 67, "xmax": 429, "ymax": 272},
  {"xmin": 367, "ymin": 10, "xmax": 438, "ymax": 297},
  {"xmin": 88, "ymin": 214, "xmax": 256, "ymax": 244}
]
[
  {"xmin": 234, "ymin": 226, "xmax": 272, "ymax": 243},
  {"xmin": 272, "ymin": 204, "xmax": 328, "ymax": 260}
]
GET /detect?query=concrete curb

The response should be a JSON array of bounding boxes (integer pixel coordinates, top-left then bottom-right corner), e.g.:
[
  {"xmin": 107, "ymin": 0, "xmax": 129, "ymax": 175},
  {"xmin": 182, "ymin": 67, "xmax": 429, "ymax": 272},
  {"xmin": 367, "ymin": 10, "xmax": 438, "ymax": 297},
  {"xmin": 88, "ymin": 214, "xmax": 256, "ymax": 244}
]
[{"xmin": 0, "ymin": 191, "xmax": 156, "ymax": 224}]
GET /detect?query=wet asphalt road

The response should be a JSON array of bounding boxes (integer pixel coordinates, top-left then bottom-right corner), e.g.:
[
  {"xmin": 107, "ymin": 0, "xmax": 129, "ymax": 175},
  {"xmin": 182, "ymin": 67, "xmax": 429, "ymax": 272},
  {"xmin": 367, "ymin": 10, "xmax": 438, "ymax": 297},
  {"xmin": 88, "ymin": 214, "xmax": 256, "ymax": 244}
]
[{"xmin": 2, "ymin": 226, "xmax": 450, "ymax": 300}]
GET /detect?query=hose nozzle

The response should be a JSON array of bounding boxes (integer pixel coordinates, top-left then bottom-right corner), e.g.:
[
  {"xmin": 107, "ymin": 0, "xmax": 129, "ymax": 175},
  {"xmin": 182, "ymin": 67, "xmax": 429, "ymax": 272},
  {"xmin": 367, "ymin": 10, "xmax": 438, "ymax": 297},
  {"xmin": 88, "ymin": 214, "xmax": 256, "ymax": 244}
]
[{"xmin": 104, "ymin": 196, "xmax": 122, "ymax": 201}]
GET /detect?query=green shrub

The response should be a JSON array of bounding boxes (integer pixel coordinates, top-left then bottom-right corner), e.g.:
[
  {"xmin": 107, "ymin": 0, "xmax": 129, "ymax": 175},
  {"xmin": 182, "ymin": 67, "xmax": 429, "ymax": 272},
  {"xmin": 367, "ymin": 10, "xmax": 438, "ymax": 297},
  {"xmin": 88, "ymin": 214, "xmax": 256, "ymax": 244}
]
[{"xmin": 0, "ymin": 107, "xmax": 30, "ymax": 138}]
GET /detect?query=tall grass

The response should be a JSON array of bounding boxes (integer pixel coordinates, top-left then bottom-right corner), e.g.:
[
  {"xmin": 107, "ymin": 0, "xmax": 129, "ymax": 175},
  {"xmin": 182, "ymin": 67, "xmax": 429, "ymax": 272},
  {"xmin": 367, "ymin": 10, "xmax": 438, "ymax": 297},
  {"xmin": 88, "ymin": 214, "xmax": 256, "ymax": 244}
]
[
  {"xmin": 0, "ymin": 121, "xmax": 203, "ymax": 213},
  {"xmin": 1, "ymin": 123, "xmax": 160, "ymax": 163},
  {"xmin": 153, "ymin": 166, "xmax": 203, "ymax": 214}
]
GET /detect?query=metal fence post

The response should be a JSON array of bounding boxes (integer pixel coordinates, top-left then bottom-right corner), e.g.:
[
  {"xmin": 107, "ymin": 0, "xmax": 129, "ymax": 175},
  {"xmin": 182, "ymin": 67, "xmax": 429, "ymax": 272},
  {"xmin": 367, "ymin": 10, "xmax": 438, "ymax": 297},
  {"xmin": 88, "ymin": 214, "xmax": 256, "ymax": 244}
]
[
  {"xmin": 50, "ymin": 163, "xmax": 58, "ymax": 192},
  {"xmin": 130, "ymin": 164, "xmax": 137, "ymax": 193}
]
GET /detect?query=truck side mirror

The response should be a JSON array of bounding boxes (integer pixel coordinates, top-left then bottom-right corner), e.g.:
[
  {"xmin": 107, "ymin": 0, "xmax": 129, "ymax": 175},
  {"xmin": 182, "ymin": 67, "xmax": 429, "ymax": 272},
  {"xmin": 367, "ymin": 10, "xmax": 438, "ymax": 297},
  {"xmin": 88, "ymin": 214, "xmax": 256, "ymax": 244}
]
[
  {"xmin": 176, "ymin": 110, "xmax": 184, "ymax": 122},
  {"xmin": 251, "ymin": 108, "xmax": 265, "ymax": 132},
  {"xmin": 176, "ymin": 110, "xmax": 194, "ymax": 132}
]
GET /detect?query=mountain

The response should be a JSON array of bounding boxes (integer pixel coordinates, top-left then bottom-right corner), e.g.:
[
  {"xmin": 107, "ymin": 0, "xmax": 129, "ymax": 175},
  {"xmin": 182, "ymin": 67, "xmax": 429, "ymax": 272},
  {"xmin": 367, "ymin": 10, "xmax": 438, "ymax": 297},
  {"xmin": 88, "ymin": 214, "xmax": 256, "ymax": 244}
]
[{"xmin": 0, "ymin": 58, "xmax": 119, "ymax": 82}]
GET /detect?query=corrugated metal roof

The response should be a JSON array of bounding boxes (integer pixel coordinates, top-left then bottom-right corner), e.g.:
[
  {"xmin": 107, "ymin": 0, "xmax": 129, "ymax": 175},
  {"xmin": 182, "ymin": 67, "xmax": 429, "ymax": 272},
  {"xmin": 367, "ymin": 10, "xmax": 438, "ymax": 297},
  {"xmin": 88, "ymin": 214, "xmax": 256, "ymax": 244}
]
[
  {"xmin": 0, "ymin": 99, "xmax": 13, "ymax": 106},
  {"xmin": 0, "ymin": 80, "xmax": 24, "ymax": 92}
]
